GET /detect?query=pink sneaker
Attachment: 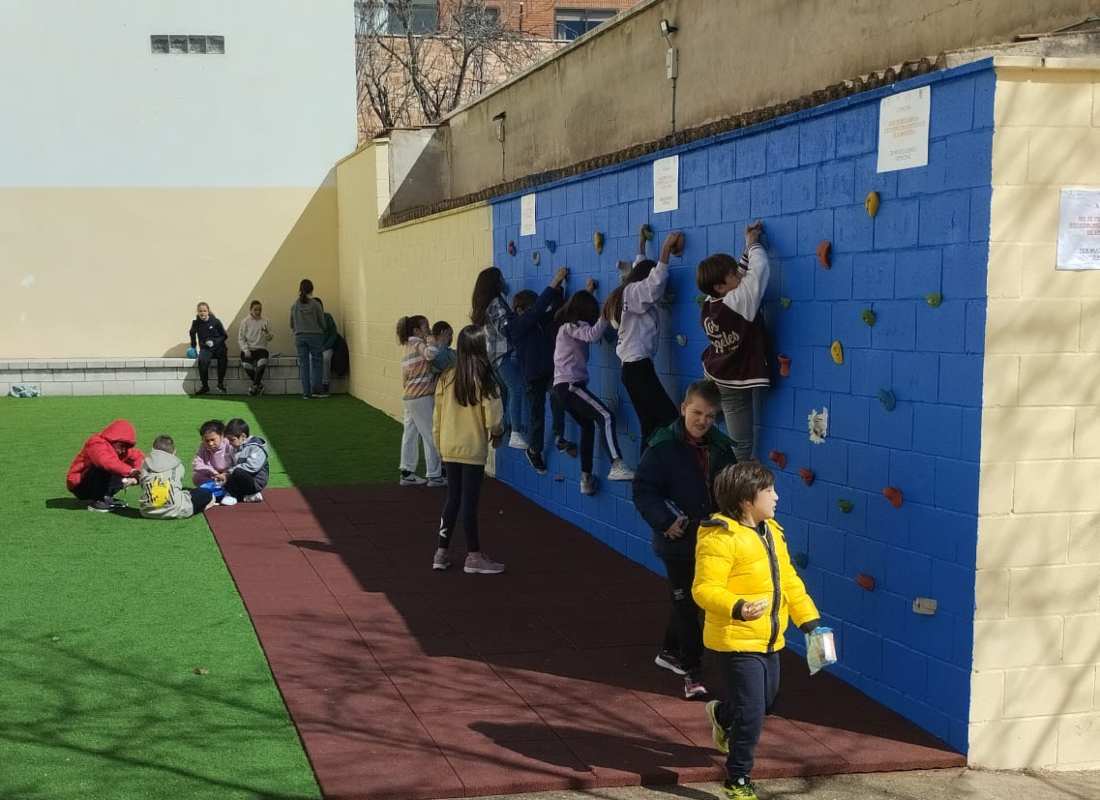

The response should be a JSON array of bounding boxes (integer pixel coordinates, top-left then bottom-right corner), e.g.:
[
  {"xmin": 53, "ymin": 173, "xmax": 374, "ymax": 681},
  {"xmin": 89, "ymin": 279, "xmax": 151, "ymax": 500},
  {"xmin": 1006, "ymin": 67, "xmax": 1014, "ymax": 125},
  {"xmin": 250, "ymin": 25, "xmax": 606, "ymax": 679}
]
[{"xmin": 464, "ymin": 552, "xmax": 505, "ymax": 574}]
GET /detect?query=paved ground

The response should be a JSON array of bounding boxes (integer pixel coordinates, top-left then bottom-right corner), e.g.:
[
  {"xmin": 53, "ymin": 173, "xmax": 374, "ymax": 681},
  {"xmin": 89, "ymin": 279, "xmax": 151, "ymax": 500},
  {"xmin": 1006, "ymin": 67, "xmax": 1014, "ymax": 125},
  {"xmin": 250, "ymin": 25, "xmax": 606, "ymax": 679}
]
[
  {"xmin": 208, "ymin": 480, "xmax": 964, "ymax": 800},
  {"xmin": 452, "ymin": 767, "xmax": 1100, "ymax": 800}
]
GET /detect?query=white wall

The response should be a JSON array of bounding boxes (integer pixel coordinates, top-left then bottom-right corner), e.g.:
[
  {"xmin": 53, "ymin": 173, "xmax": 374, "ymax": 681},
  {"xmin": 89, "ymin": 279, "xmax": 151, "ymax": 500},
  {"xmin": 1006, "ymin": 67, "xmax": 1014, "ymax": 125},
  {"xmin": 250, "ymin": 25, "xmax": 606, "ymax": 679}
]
[{"xmin": 0, "ymin": 0, "xmax": 356, "ymax": 188}]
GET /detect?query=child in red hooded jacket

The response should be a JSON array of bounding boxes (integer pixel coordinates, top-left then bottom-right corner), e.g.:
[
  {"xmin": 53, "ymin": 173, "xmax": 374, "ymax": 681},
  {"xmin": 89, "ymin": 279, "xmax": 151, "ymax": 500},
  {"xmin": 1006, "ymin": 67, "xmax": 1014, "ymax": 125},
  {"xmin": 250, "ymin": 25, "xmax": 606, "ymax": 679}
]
[{"xmin": 66, "ymin": 419, "xmax": 145, "ymax": 512}]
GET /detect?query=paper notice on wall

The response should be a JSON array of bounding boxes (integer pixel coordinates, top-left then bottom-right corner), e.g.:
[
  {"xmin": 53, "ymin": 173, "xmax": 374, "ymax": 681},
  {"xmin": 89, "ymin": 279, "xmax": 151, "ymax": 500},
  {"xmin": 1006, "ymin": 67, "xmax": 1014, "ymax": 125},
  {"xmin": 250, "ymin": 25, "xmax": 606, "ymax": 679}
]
[
  {"xmin": 653, "ymin": 155, "xmax": 679, "ymax": 213},
  {"xmin": 876, "ymin": 86, "xmax": 930, "ymax": 173},
  {"xmin": 520, "ymin": 193, "xmax": 536, "ymax": 236},
  {"xmin": 1057, "ymin": 188, "xmax": 1100, "ymax": 270}
]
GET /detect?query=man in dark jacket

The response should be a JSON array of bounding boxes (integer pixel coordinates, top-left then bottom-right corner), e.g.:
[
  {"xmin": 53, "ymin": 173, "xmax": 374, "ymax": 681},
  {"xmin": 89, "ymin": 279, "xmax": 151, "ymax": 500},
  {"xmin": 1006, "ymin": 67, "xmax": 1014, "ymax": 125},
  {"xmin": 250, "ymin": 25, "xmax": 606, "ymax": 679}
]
[
  {"xmin": 507, "ymin": 266, "xmax": 576, "ymax": 474},
  {"xmin": 633, "ymin": 379, "xmax": 737, "ymax": 700}
]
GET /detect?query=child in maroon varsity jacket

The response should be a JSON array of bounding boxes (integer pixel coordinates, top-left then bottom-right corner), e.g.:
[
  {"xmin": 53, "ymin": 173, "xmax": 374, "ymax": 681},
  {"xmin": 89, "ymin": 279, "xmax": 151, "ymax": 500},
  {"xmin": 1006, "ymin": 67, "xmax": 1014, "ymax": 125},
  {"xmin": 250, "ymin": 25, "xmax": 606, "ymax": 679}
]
[{"xmin": 696, "ymin": 220, "xmax": 770, "ymax": 463}]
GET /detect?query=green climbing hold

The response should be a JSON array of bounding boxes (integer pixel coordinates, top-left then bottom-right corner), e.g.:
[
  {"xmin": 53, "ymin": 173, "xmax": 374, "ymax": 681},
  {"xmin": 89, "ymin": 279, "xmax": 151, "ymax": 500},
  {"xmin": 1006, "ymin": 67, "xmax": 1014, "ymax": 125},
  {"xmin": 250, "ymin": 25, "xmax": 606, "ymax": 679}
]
[
  {"xmin": 780, "ymin": 297, "xmax": 793, "ymax": 309},
  {"xmin": 695, "ymin": 294, "xmax": 708, "ymax": 306},
  {"xmin": 925, "ymin": 292, "xmax": 943, "ymax": 308},
  {"xmin": 861, "ymin": 308, "xmax": 876, "ymax": 326},
  {"xmin": 837, "ymin": 499, "xmax": 854, "ymax": 514}
]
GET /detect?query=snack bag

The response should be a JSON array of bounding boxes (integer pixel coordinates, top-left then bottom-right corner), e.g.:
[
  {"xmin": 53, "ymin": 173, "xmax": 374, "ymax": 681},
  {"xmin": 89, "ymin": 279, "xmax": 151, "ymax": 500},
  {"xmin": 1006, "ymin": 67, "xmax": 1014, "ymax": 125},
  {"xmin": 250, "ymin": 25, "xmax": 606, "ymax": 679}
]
[{"xmin": 806, "ymin": 626, "xmax": 837, "ymax": 676}]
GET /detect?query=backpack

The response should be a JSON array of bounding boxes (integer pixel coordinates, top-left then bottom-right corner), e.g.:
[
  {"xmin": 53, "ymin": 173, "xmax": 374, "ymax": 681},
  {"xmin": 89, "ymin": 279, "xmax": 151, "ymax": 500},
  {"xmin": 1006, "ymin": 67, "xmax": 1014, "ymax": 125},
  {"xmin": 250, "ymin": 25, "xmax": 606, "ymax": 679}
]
[{"xmin": 330, "ymin": 334, "xmax": 350, "ymax": 378}]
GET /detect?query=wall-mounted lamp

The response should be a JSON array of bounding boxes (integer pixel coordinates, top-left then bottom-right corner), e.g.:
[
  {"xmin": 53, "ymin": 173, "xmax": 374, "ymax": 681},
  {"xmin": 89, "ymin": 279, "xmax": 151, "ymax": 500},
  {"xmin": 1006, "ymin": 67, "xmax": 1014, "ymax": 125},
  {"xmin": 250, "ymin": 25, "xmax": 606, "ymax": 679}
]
[
  {"xmin": 659, "ymin": 18, "xmax": 678, "ymax": 38},
  {"xmin": 659, "ymin": 20, "xmax": 678, "ymax": 81},
  {"xmin": 492, "ymin": 111, "xmax": 506, "ymax": 144}
]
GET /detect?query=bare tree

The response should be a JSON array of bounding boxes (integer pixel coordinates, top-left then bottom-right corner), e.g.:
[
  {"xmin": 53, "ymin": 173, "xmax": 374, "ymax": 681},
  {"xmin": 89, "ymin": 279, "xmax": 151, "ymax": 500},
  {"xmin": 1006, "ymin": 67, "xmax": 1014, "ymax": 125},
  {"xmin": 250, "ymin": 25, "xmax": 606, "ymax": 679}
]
[{"xmin": 355, "ymin": 0, "xmax": 553, "ymax": 141}]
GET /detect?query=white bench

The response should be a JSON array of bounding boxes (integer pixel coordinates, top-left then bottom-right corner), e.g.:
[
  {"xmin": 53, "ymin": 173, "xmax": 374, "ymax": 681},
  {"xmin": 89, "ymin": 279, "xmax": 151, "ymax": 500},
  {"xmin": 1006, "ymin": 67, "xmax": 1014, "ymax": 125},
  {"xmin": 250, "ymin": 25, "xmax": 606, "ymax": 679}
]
[{"xmin": 0, "ymin": 357, "xmax": 348, "ymax": 396}]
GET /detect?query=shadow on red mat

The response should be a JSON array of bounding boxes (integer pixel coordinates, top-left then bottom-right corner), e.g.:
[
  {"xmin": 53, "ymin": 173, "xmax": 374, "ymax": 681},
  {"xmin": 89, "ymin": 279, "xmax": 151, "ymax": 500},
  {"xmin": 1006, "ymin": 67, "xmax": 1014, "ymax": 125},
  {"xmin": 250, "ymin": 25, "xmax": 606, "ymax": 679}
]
[{"xmin": 206, "ymin": 481, "xmax": 964, "ymax": 800}]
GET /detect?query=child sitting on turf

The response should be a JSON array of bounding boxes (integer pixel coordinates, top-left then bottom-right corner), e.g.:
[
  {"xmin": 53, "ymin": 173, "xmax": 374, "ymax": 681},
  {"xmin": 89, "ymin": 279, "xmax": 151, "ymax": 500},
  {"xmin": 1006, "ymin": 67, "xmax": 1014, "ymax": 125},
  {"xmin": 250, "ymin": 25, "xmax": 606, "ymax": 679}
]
[
  {"xmin": 65, "ymin": 419, "xmax": 145, "ymax": 512},
  {"xmin": 140, "ymin": 435, "xmax": 214, "ymax": 519},
  {"xmin": 693, "ymin": 461, "xmax": 822, "ymax": 800},
  {"xmin": 192, "ymin": 419, "xmax": 234, "ymax": 486},
  {"xmin": 697, "ymin": 220, "xmax": 771, "ymax": 463},
  {"xmin": 430, "ymin": 320, "xmax": 457, "ymax": 372},
  {"xmin": 219, "ymin": 418, "xmax": 269, "ymax": 505}
]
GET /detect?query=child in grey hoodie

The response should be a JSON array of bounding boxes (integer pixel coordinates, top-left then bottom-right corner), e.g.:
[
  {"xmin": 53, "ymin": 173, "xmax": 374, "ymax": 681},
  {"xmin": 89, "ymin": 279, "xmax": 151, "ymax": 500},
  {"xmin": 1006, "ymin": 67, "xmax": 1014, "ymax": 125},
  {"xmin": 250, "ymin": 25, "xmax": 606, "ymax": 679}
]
[
  {"xmin": 221, "ymin": 418, "xmax": 269, "ymax": 504},
  {"xmin": 140, "ymin": 436, "xmax": 214, "ymax": 519}
]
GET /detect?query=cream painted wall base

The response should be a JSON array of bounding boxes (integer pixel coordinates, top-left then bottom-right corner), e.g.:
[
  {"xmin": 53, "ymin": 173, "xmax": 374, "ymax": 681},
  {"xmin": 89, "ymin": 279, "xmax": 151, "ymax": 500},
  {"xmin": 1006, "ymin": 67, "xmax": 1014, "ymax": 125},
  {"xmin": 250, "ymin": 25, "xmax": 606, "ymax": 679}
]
[{"xmin": 1, "ymin": 358, "xmax": 346, "ymax": 397}]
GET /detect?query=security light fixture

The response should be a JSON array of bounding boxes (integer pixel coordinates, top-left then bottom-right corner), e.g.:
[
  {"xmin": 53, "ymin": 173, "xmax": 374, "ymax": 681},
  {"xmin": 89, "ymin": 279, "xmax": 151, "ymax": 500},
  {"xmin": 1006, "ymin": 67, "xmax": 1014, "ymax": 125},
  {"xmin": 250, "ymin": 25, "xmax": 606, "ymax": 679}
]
[
  {"xmin": 659, "ymin": 19, "xmax": 678, "ymax": 38},
  {"xmin": 492, "ymin": 111, "xmax": 506, "ymax": 144}
]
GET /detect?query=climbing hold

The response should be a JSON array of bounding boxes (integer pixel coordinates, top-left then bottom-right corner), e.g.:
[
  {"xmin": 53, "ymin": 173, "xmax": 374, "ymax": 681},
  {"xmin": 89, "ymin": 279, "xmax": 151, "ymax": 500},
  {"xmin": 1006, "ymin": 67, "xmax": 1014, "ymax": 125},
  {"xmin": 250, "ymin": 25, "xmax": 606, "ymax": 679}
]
[
  {"xmin": 798, "ymin": 467, "xmax": 815, "ymax": 486},
  {"xmin": 925, "ymin": 292, "xmax": 943, "ymax": 307},
  {"xmin": 507, "ymin": 241, "xmax": 516, "ymax": 256},
  {"xmin": 544, "ymin": 239, "xmax": 557, "ymax": 253},
  {"xmin": 856, "ymin": 573, "xmax": 876, "ymax": 591},
  {"xmin": 641, "ymin": 224, "xmax": 654, "ymax": 241},
  {"xmin": 792, "ymin": 552, "xmax": 809, "ymax": 569},
  {"xmin": 670, "ymin": 231, "xmax": 685, "ymax": 256},
  {"xmin": 531, "ymin": 250, "xmax": 541, "ymax": 265},
  {"xmin": 912, "ymin": 597, "xmax": 938, "ymax": 615},
  {"xmin": 777, "ymin": 354, "xmax": 792, "ymax": 377},
  {"xmin": 861, "ymin": 308, "xmax": 876, "ymax": 326},
  {"xmin": 675, "ymin": 334, "xmax": 688, "ymax": 347},
  {"xmin": 865, "ymin": 191, "xmax": 880, "ymax": 218},
  {"xmin": 878, "ymin": 388, "xmax": 896, "ymax": 412},
  {"xmin": 830, "ymin": 340, "xmax": 844, "ymax": 365},
  {"xmin": 816, "ymin": 240, "xmax": 832, "ymax": 269},
  {"xmin": 779, "ymin": 297, "xmax": 793, "ymax": 309},
  {"xmin": 553, "ymin": 474, "xmax": 564, "ymax": 482},
  {"xmin": 883, "ymin": 486, "xmax": 904, "ymax": 508},
  {"xmin": 593, "ymin": 231, "xmax": 605, "ymax": 254},
  {"xmin": 837, "ymin": 499, "xmax": 854, "ymax": 514},
  {"xmin": 695, "ymin": 293, "xmax": 708, "ymax": 306},
  {"xmin": 769, "ymin": 450, "xmax": 788, "ymax": 470}
]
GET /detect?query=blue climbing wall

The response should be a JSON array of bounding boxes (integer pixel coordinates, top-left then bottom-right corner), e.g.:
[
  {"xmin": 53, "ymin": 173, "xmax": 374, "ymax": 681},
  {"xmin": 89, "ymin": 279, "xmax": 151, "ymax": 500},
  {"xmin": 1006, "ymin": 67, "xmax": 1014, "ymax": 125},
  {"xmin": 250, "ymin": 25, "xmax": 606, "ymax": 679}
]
[{"xmin": 490, "ymin": 61, "xmax": 994, "ymax": 753}]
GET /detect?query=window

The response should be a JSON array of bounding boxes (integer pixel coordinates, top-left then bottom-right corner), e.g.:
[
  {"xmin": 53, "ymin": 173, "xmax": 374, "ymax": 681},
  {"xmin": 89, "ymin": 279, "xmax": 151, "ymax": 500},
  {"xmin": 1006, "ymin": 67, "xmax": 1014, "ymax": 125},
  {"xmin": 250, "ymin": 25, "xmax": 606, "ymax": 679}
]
[
  {"xmin": 554, "ymin": 8, "xmax": 616, "ymax": 40},
  {"xmin": 386, "ymin": 1, "xmax": 438, "ymax": 35},
  {"xmin": 151, "ymin": 34, "xmax": 226, "ymax": 54}
]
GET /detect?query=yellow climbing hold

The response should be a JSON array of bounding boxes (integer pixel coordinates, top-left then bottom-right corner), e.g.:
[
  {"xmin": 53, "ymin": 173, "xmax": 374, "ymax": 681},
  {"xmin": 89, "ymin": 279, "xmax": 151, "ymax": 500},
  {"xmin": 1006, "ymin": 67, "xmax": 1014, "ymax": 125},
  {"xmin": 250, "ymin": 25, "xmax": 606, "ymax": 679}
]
[
  {"xmin": 830, "ymin": 340, "xmax": 844, "ymax": 365},
  {"xmin": 865, "ymin": 191, "xmax": 880, "ymax": 218},
  {"xmin": 593, "ymin": 231, "xmax": 605, "ymax": 254}
]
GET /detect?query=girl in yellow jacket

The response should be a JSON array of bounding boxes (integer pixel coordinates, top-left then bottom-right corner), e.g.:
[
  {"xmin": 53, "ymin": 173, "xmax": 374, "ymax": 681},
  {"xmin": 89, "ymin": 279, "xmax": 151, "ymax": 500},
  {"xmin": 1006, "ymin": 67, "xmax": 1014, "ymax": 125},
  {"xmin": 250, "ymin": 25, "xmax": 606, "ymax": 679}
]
[
  {"xmin": 692, "ymin": 462, "xmax": 822, "ymax": 800},
  {"xmin": 431, "ymin": 325, "xmax": 506, "ymax": 575}
]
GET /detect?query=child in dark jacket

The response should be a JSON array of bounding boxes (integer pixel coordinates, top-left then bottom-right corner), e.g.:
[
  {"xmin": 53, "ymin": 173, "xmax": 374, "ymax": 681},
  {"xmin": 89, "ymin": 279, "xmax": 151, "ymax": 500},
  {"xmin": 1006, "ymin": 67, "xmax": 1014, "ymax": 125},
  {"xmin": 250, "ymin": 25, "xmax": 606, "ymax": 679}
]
[
  {"xmin": 220, "ymin": 418, "xmax": 269, "ymax": 505},
  {"xmin": 697, "ymin": 221, "xmax": 771, "ymax": 462},
  {"xmin": 509, "ymin": 266, "xmax": 575, "ymax": 474},
  {"xmin": 188, "ymin": 301, "xmax": 229, "ymax": 395},
  {"xmin": 66, "ymin": 419, "xmax": 145, "ymax": 512},
  {"xmin": 633, "ymin": 380, "xmax": 737, "ymax": 700}
]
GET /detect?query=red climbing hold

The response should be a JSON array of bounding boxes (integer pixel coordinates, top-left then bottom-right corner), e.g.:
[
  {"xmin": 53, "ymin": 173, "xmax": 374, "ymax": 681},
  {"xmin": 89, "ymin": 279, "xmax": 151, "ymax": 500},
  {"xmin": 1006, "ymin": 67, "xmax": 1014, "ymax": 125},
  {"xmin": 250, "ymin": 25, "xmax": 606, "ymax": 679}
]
[
  {"xmin": 883, "ymin": 486, "xmax": 903, "ymax": 508},
  {"xmin": 856, "ymin": 573, "xmax": 876, "ymax": 592},
  {"xmin": 777, "ymin": 354, "xmax": 791, "ymax": 377},
  {"xmin": 798, "ymin": 467, "xmax": 815, "ymax": 486},
  {"xmin": 816, "ymin": 240, "xmax": 832, "ymax": 269},
  {"xmin": 768, "ymin": 450, "xmax": 787, "ymax": 470}
]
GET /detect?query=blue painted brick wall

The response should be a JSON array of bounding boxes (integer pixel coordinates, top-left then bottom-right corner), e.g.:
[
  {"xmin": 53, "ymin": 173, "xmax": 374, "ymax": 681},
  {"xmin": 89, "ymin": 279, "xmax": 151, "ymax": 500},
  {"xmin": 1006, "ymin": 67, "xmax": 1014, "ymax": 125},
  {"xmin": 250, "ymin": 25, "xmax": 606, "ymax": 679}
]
[{"xmin": 489, "ymin": 63, "xmax": 993, "ymax": 754}]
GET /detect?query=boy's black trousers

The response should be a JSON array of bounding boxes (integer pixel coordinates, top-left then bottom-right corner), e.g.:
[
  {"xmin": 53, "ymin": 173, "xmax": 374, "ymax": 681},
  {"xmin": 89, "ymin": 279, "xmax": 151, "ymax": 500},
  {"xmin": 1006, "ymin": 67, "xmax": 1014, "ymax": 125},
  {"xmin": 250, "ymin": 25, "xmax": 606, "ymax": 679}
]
[{"xmin": 713, "ymin": 650, "xmax": 781, "ymax": 780}]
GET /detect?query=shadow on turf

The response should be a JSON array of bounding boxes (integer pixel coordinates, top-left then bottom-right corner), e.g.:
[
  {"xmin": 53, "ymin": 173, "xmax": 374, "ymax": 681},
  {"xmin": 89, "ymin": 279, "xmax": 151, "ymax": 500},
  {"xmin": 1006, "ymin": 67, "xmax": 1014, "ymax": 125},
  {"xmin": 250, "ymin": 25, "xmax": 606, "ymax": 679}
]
[{"xmin": 44, "ymin": 498, "xmax": 142, "ymax": 518}]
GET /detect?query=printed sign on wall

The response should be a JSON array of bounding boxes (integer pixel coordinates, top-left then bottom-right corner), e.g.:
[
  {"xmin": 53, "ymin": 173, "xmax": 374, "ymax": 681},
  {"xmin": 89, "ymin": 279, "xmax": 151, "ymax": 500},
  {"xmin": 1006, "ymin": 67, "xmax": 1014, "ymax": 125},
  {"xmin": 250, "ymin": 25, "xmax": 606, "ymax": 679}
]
[
  {"xmin": 653, "ymin": 155, "xmax": 679, "ymax": 213},
  {"xmin": 520, "ymin": 193, "xmax": 536, "ymax": 236},
  {"xmin": 877, "ymin": 86, "xmax": 930, "ymax": 173},
  {"xmin": 1057, "ymin": 188, "xmax": 1100, "ymax": 270}
]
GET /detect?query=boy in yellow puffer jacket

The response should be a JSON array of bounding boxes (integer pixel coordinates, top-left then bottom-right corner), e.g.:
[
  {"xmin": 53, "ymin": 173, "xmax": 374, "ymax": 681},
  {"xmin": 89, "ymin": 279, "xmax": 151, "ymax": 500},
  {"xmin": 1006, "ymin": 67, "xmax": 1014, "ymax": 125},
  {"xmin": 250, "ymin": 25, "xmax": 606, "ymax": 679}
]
[{"xmin": 692, "ymin": 462, "xmax": 821, "ymax": 800}]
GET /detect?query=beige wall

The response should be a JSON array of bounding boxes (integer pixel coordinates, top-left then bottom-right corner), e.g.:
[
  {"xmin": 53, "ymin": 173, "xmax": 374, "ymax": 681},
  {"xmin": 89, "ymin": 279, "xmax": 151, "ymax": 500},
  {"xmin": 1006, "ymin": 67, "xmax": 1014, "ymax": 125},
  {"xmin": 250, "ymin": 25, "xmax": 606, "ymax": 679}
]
[
  {"xmin": 440, "ymin": 0, "xmax": 1097, "ymax": 203},
  {"xmin": 970, "ymin": 61, "xmax": 1100, "ymax": 770},
  {"xmin": 3, "ymin": 185, "xmax": 339, "ymax": 359},
  {"xmin": 335, "ymin": 141, "xmax": 491, "ymax": 417}
]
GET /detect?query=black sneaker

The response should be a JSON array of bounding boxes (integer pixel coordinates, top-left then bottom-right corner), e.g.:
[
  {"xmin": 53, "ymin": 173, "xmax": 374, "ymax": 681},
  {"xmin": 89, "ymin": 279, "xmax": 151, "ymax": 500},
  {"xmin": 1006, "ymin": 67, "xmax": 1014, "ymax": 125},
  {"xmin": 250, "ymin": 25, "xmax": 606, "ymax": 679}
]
[
  {"xmin": 87, "ymin": 499, "xmax": 112, "ymax": 512},
  {"xmin": 556, "ymin": 437, "xmax": 578, "ymax": 458},
  {"xmin": 654, "ymin": 650, "xmax": 687, "ymax": 676},
  {"xmin": 216, "ymin": 384, "xmax": 228, "ymax": 395},
  {"xmin": 683, "ymin": 673, "xmax": 709, "ymax": 701},
  {"xmin": 525, "ymin": 449, "xmax": 548, "ymax": 475},
  {"xmin": 247, "ymin": 385, "xmax": 256, "ymax": 396},
  {"xmin": 196, "ymin": 386, "xmax": 210, "ymax": 396},
  {"xmin": 255, "ymin": 383, "xmax": 265, "ymax": 396}
]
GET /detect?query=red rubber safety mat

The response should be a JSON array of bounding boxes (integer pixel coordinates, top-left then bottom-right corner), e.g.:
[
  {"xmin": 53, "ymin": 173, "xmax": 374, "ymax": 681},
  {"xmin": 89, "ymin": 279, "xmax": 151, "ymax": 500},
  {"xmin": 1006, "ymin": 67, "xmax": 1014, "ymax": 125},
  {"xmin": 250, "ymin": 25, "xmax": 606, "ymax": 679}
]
[{"xmin": 206, "ymin": 482, "xmax": 964, "ymax": 800}]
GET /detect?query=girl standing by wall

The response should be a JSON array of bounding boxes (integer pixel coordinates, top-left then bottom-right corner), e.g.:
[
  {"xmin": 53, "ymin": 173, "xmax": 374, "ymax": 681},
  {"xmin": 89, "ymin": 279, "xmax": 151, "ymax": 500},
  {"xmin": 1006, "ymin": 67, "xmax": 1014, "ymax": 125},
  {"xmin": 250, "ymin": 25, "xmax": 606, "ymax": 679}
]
[
  {"xmin": 471, "ymin": 267, "xmax": 526, "ymax": 450},
  {"xmin": 397, "ymin": 315, "xmax": 445, "ymax": 488},
  {"xmin": 290, "ymin": 278, "xmax": 327, "ymax": 399}
]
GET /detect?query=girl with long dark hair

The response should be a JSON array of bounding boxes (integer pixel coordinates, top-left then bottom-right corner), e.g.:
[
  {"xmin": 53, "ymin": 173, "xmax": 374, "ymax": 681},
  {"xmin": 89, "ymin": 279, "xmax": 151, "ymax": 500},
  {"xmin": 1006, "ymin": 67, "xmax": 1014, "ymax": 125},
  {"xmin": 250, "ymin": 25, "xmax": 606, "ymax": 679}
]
[
  {"xmin": 289, "ymin": 278, "xmax": 327, "ymax": 399},
  {"xmin": 470, "ymin": 266, "xmax": 527, "ymax": 449},
  {"xmin": 431, "ymin": 325, "xmax": 505, "ymax": 574},
  {"xmin": 602, "ymin": 229, "xmax": 684, "ymax": 446},
  {"xmin": 553, "ymin": 280, "xmax": 634, "ymax": 497}
]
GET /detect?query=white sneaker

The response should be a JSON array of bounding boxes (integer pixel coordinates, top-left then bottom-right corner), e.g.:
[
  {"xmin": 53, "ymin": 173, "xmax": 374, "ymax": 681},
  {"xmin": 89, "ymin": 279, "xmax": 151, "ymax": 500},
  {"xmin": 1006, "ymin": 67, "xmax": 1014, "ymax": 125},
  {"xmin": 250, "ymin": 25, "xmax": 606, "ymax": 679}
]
[
  {"xmin": 426, "ymin": 476, "xmax": 447, "ymax": 488},
  {"xmin": 220, "ymin": 495, "xmax": 238, "ymax": 506},
  {"xmin": 399, "ymin": 471, "xmax": 427, "ymax": 486},
  {"xmin": 242, "ymin": 492, "xmax": 264, "ymax": 503},
  {"xmin": 607, "ymin": 460, "xmax": 635, "ymax": 481},
  {"xmin": 580, "ymin": 473, "xmax": 598, "ymax": 496},
  {"xmin": 508, "ymin": 432, "xmax": 529, "ymax": 450}
]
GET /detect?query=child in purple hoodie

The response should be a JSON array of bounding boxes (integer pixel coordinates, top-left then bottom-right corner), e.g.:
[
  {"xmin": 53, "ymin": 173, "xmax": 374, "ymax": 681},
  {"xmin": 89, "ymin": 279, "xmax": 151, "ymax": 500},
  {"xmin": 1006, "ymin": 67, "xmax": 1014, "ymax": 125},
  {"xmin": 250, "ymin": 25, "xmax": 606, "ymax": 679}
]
[{"xmin": 192, "ymin": 419, "xmax": 235, "ymax": 487}]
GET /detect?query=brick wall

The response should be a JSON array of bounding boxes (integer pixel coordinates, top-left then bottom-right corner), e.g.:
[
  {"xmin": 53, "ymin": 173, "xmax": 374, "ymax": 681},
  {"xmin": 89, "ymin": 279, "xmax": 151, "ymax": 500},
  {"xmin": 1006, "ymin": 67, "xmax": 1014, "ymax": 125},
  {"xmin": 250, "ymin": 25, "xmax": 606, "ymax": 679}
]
[
  {"xmin": 968, "ymin": 63, "xmax": 1100, "ymax": 770},
  {"xmin": 490, "ymin": 62, "xmax": 995, "ymax": 753},
  {"xmin": 475, "ymin": 1, "xmax": 638, "ymax": 39}
]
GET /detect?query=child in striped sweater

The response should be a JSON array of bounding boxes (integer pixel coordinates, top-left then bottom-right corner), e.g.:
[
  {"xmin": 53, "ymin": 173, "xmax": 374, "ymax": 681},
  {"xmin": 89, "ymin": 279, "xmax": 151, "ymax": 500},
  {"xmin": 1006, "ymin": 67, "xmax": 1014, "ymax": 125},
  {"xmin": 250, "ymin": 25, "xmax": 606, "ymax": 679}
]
[{"xmin": 397, "ymin": 315, "xmax": 445, "ymax": 487}]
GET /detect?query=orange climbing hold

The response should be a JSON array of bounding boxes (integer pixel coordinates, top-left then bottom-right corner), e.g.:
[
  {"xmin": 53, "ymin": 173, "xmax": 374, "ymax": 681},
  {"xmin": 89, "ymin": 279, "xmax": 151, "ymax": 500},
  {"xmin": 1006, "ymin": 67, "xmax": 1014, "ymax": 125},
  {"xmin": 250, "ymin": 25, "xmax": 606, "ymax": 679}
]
[
  {"xmin": 816, "ymin": 240, "xmax": 832, "ymax": 269},
  {"xmin": 799, "ymin": 467, "xmax": 815, "ymax": 486},
  {"xmin": 777, "ymin": 354, "xmax": 792, "ymax": 377},
  {"xmin": 856, "ymin": 573, "xmax": 876, "ymax": 591},
  {"xmin": 769, "ymin": 450, "xmax": 787, "ymax": 470},
  {"xmin": 883, "ymin": 486, "xmax": 903, "ymax": 508}
]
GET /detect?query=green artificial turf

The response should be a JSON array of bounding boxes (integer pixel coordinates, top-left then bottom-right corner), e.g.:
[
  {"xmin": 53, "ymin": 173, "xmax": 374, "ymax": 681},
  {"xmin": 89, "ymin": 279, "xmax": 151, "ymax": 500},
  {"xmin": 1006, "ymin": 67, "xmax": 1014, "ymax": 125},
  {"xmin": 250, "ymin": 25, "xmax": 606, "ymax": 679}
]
[{"xmin": 0, "ymin": 395, "xmax": 402, "ymax": 800}]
